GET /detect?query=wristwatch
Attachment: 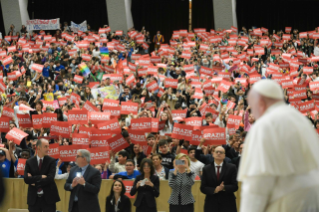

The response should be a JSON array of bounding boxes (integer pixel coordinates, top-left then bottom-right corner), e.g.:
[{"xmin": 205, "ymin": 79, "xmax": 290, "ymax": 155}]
[{"xmin": 83, "ymin": 183, "xmax": 86, "ymax": 187}]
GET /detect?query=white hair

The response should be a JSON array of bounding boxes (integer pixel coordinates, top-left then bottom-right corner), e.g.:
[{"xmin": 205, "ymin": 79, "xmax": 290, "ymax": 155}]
[{"xmin": 77, "ymin": 149, "xmax": 91, "ymax": 163}]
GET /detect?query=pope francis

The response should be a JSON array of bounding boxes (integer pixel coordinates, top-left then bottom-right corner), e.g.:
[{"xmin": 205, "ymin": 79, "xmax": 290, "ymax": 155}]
[{"xmin": 238, "ymin": 79, "xmax": 319, "ymax": 212}]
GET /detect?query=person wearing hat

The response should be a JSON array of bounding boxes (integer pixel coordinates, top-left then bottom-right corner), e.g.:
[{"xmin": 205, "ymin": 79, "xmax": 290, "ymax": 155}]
[
  {"xmin": 0, "ymin": 147, "xmax": 11, "ymax": 178},
  {"xmin": 239, "ymin": 79, "xmax": 319, "ymax": 212}
]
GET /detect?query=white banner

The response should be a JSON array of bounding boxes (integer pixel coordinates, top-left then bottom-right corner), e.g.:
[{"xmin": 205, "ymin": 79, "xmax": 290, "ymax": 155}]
[
  {"xmin": 70, "ymin": 21, "xmax": 87, "ymax": 32},
  {"xmin": 26, "ymin": 18, "xmax": 60, "ymax": 31}
]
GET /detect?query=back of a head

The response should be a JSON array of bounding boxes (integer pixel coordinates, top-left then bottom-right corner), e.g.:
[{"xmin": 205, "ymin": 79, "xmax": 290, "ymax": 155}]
[{"xmin": 252, "ymin": 79, "xmax": 284, "ymax": 101}]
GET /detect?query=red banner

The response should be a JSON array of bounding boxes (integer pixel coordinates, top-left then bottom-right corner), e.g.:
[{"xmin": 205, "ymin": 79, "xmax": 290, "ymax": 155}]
[
  {"xmin": 102, "ymin": 99, "xmax": 120, "ymax": 109},
  {"xmin": 32, "ymin": 114, "xmax": 43, "ymax": 129},
  {"xmin": 96, "ymin": 118, "xmax": 121, "ymax": 134},
  {"xmin": 217, "ymin": 80, "xmax": 232, "ymax": 93},
  {"xmin": 17, "ymin": 158, "xmax": 27, "ymax": 176},
  {"xmin": 171, "ymin": 109, "xmax": 187, "ymax": 119},
  {"xmin": 68, "ymin": 110, "xmax": 88, "ymax": 124},
  {"xmin": 48, "ymin": 143, "xmax": 60, "ymax": 159},
  {"xmin": 59, "ymin": 145, "xmax": 82, "ymax": 162},
  {"xmin": 146, "ymin": 81, "xmax": 159, "ymax": 92},
  {"xmin": 121, "ymin": 102, "xmax": 139, "ymax": 115},
  {"xmin": 227, "ymin": 124, "xmax": 236, "ymax": 135},
  {"xmin": 89, "ymin": 112, "xmax": 111, "ymax": 125},
  {"xmin": 309, "ymin": 81, "xmax": 319, "ymax": 91},
  {"xmin": 42, "ymin": 113, "xmax": 57, "ymax": 128},
  {"xmin": 127, "ymin": 130, "xmax": 147, "ymax": 144},
  {"xmin": 50, "ymin": 121, "xmax": 70, "ymax": 138},
  {"xmin": 164, "ymin": 78, "xmax": 178, "ymax": 89},
  {"xmin": 203, "ymin": 128, "xmax": 226, "ymax": 145},
  {"xmin": 90, "ymin": 135, "xmax": 111, "ymax": 148},
  {"xmin": 31, "ymin": 63, "xmax": 44, "ymax": 73},
  {"xmin": 294, "ymin": 91, "xmax": 307, "ymax": 100},
  {"xmin": 19, "ymin": 104, "xmax": 35, "ymax": 111},
  {"xmin": 72, "ymin": 133, "xmax": 90, "ymax": 147},
  {"xmin": 171, "ymin": 123, "xmax": 193, "ymax": 141},
  {"xmin": 5, "ymin": 128, "xmax": 28, "ymax": 145},
  {"xmin": 227, "ymin": 115, "xmax": 242, "ymax": 129},
  {"xmin": 0, "ymin": 117, "xmax": 10, "ymax": 132},
  {"xmin": 2, "ymin": 56, "xmax": 13, "ymax": 66},
  {"xmin": 17, "ymin": 114, "xmax": 33, "ymax": 128},
  {"xmin": 88, "ymin": 147, "xmax": 110, "ymax": 164},
  {"xmin": 73, "ymin": 75, "xmax": 84, "ymax": 84},
  {"xmin": 107, "ymin": 134, "xmax": 129, "ymax": 153},
  {"xmin": 298, "ymin": 100, "xmax": 315, "ymax": 113},
  {"xmin": 185, "ymin": 117, "xmax": 202, "ymax": 128},
  {"xmin": 103, "ymin": 106, "xmax": 121, "ymax": 118},
  {"xmin": 123, "ymin": 180, "xmax": 135, "ymax": 198},
  {"xmin": 2, "ymin": 107, "xmax": 14, "ymax": 119},
  {"xmin": 130, "ymin": 118, "xmax": 152, "ymax": 132}
]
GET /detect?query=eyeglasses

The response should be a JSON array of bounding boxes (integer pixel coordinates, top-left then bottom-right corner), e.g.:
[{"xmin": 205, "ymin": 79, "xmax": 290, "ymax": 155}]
[
  {"xmin": 143, "ymin": 165, "xmax": 151, "ymax": 168},
  {"xmin": 76, "ymin": 155, "xmax": 83, "ymax": 158},
  {"xmin": 214, "ymin": 151, "xmax": 225, "ymax": 154}
]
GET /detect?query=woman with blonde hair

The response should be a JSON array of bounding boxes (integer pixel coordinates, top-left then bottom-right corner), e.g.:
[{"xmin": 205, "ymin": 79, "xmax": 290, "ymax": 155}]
[{"xmin": 168, "ymin": 153, "xmax": 195, "ymax": 212}]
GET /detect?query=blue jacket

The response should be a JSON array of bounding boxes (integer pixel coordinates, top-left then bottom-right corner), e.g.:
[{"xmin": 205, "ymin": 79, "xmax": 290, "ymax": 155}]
[{"xmin": 42, "ymin": 66, "xmax": 50, "ymax": 77}]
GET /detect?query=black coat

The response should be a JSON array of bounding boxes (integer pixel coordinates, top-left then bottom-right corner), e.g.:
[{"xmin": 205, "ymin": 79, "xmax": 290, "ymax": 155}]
[
  {"xmin": 200, "ymin": 162, "xmax": 238, "ymax": 212},
  {"xmin": 64, "ymin": 165, "xmax": 102, "ymax": 212},
  {"xmin": 24, "ymin": 155, "xmax": 60, "ymax": 206},
  {"xmin": 231, "ymin": 156, "xmax": 241, "ymax": 169},
  {"xmin": 130, "ymin": 174, "xmax": 160, "ymax": 208},
  {"xmin": 105, "ymin": 194, "xmax": 131, "ymax": 212},
  {"xmin": 0, "ymin": 170, "xmax": 4, "ymax": 205}
]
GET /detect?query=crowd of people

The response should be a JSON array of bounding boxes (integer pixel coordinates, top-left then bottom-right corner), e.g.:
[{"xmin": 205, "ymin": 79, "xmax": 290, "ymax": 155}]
[{"xmin": 0, "ymin": 21, "xmax": 319, "ymax": 212}]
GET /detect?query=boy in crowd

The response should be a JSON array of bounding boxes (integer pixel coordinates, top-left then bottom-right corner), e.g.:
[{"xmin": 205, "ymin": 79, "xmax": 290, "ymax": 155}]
[{"xmin": 109, "ymin": 150, "xmax": 129, "ymax": 173}]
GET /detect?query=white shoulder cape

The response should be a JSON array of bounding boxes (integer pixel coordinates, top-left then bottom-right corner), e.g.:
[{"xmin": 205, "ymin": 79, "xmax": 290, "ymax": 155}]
[{"xmin": 238, "ymin": 102, "xmax": 319, "ymax": 181}]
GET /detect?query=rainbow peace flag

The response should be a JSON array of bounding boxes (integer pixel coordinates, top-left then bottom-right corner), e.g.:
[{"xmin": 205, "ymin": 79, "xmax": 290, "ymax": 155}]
[
  {"xmin": 100, "ymin": 47, "xmax": 109, "ymax": 60},
  {"xmin": 78, "ymin": 63, "xmax": 91, "ymax": 77}
]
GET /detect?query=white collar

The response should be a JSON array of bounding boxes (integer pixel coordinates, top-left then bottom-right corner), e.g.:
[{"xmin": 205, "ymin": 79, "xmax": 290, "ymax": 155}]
[
  {"xmin": 37, "ymin": 155, "xmax": 43, "ymax": 161},
  {"xmin": 214, "ymin": 162, "xmax": 223, "ymax": 167},
  {"xmin": 110, "ymin": 196, "xmax": 121, "ymax": 205}
]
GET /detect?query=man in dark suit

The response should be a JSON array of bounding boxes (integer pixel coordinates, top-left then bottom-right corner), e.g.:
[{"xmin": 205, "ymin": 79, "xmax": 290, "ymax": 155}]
[
  {"xmin": 64, "ymin": 149, "xmax": 102, "ymax": 212},
  {"xmin": 231, "ymin": 143, "xmax": 244, "ymax": 169},
  {"xmin": 0, "ymin": 171, "xmax": 4, "ymax": 205},
  {"xmin": 200, "ymin": 146, "xmax": 238, "ymax": 212},
  {"xmin": 24, "ymin": 139, "xmax": 60, "ymax": 212}
]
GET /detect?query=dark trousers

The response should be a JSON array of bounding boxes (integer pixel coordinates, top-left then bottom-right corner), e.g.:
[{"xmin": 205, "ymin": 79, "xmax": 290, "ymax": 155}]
[
  {"xmin": 136, "ymin": 203, "xmax": 157, "ymax": 212},
  {"xmin": 28, "ymin": 196, "xmax": 56, "ymax": 212},
  {"xmin": 170, "ymin": 203, "xmax": 194, "ymax": 212},
  {"xmin": 71, "ymin": 202, "xmax": 79, "ymax": 212}
]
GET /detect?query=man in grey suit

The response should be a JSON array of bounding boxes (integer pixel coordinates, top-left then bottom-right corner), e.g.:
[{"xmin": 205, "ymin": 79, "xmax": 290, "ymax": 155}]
[{"xmin": 64, "ymin": 149, "xmax": 102, "ymax": 212}]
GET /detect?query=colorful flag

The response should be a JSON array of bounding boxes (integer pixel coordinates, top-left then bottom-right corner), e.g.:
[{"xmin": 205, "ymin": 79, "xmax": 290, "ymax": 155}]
[
  {"xmin": 78, "ymin": 63, "xmax": 91, "ymax": 77},
  {"xmin": 100, "ymin": 47, "xmax": 109, "ymax": 60}
]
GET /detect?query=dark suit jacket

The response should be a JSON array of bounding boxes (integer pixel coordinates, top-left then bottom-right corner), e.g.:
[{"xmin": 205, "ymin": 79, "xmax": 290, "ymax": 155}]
[
  {"xmin": 105, "ymin": 194, "xmax": 131, "ymax": 212},
  {"xmin": 0, "ymin": 171, "xmax": 4, "ymax": 205},
  {"xmin": 24, "ymin": 155, "xmax": 60, "ymax": 206},
  {"xmin": 223, "ymin": 145, "xmax": 239, "ymax": 160},
  {"xmin": 200, "ymin": 161, "xmax": 238, "ymax": 212},
  {"xmin": 130, "ymin": 174, "xmax": 160, "ymax": 208},
  {"xmin": 64, "ymin": 165, "xmax": 102, "ymax": 212},
  {"xmin": 231, "ymin": 156, "xmax": 241, "ymax": 169}
]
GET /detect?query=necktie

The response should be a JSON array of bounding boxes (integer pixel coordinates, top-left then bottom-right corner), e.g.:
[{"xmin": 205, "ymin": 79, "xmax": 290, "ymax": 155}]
[
  {"xmin": 216, "ymin": 166, "xmax": 220, "ymax": 181},
  {"xmin": 39, "ymin": 159, "xmax": 43, "ymax": 170},
  {"xmin": 37, "ymin": 159, "xmax": 43, "ymax": 193}
]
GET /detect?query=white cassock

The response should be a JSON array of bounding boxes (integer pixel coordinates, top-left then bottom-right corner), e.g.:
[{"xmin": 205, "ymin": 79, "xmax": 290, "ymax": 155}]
[{"xmin": 238, "ymin": 102, "xmax": 319, "ymax": 212}]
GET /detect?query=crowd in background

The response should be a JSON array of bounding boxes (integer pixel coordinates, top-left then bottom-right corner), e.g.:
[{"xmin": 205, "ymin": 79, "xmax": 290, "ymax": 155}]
[{"xmin": 0, "ymin": 21, "xmax": 319, "ymax": 212}]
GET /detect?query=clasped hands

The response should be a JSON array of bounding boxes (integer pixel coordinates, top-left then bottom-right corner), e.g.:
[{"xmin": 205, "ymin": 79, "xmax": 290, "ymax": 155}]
[
  {"xmin": 215, "ymin": 181, "xmax": 225, "ymax": 193},
  {"xmin": 72, "ymin": 176, "xmax": 86, "ymax": 188}
]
